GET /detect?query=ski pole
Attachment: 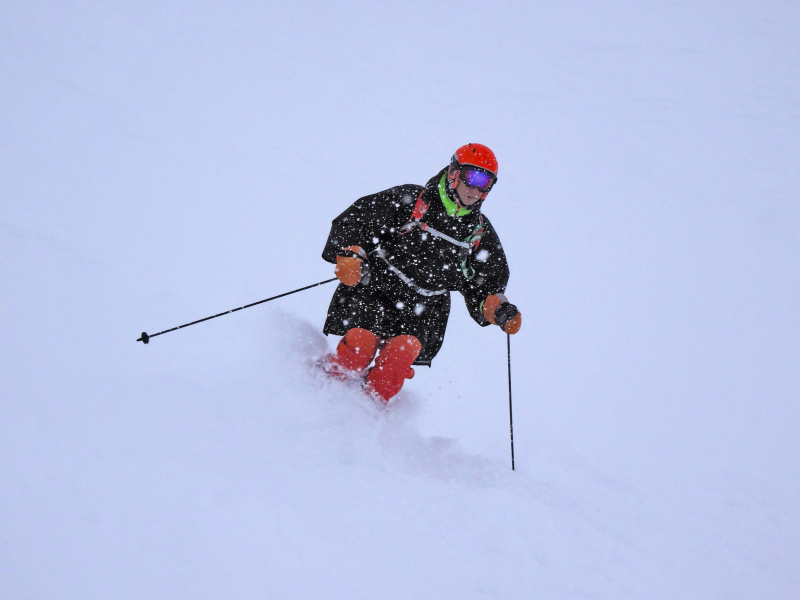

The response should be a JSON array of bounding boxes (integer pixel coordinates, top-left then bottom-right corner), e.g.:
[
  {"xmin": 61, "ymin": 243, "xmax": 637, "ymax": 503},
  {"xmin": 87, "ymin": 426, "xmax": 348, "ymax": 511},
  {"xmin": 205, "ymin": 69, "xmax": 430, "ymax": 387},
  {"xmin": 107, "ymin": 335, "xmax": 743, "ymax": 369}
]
[
  {"xmin": 137, "ymin": 277, "xmax": 338, "ymax": 344},
  {"xmin": 507, "ymin": 332, "xmax": 515, "ymax": 470}
]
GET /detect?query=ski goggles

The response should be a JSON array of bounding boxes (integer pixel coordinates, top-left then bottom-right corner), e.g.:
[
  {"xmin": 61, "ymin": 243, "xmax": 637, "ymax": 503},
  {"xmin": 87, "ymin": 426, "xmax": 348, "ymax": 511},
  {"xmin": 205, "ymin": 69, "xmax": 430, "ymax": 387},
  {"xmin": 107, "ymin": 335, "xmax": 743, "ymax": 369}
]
[{"xmin": 459, "ymin": 166, "xmax": 496, "ymax": 192}]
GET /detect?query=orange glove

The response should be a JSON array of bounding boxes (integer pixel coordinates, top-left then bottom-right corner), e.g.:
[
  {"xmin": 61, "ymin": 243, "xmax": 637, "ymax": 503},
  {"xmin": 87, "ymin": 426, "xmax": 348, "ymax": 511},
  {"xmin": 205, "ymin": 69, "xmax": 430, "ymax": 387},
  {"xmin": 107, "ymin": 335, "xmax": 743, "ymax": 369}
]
[
  {"xmin": 483, "ymin": 294, "xmax": 522, "ymax": 334},
  {"xmin": 335, "ymin": 246, "xmax": 368, "ymax": 286}
]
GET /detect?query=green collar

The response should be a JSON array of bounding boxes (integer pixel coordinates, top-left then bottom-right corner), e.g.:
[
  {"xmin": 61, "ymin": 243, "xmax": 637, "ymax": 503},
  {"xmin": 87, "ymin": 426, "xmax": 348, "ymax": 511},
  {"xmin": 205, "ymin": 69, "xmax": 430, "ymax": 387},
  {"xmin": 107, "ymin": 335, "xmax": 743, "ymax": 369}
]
[{"xmin": 438, "ymin": 174, "xmax": 473, "ymax": 217}]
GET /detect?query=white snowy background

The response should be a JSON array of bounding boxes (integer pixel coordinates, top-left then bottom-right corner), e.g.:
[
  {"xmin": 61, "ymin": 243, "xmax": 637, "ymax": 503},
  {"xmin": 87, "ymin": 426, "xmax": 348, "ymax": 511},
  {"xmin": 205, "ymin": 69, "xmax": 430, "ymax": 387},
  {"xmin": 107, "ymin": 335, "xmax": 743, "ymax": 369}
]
[{"xmin": 2, "ymin": 1, "xmax": 798, "ymax": 598}]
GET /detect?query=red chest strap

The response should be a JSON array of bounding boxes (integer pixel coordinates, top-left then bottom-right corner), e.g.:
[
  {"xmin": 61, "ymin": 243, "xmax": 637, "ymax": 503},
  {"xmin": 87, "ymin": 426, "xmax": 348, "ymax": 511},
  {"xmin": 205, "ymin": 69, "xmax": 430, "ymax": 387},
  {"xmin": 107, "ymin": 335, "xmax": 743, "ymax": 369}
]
[{"xmin": 410, "ymin": 191, "xmax": 430, "ymax": 220}]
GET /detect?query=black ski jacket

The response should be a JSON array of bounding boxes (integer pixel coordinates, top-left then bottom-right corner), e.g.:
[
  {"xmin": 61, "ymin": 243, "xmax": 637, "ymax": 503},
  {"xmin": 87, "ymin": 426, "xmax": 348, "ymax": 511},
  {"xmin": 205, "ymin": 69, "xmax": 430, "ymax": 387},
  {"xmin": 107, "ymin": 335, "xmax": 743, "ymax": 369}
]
[{"xmin": 322, "ymin": 167, "xmax": 510, "ymax": 361}]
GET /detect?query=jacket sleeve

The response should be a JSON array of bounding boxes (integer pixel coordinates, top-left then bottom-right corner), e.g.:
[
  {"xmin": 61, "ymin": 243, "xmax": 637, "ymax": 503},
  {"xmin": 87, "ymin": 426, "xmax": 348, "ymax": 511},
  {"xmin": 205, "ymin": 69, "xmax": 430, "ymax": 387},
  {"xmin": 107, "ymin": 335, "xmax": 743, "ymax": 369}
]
[
  {"xmin": 460, "ymin": 217, "xmax": 510, "ymax": 326},
  {"xmin": 321, "ymin": 186, "xmax": 420, "ymax": 263}
]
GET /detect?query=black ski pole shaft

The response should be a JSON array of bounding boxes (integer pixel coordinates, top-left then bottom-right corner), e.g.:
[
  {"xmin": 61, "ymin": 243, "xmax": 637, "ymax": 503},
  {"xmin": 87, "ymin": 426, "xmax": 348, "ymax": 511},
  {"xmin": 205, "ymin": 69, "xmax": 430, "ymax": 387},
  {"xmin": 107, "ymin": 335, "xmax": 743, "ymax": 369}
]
[
  {"xmin": 137, "ymin": 277, "xmax": 338, "ymax": 344},
  {"xmin": 507, "ymin": 332, "xmax": 515, "ymax": 471}
]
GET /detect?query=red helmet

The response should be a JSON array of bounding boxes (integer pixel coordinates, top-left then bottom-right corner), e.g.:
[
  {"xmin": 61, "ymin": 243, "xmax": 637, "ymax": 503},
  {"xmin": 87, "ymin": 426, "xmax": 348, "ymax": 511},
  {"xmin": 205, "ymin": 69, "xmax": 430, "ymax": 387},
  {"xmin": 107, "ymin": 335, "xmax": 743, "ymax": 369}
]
[
  {"xmin": 452, "ymin": 143, "xmax": 498, "ymax": 176},
  {"xmin": 448, "ymin": 144, "xmax": 498, "ymax": 201}
]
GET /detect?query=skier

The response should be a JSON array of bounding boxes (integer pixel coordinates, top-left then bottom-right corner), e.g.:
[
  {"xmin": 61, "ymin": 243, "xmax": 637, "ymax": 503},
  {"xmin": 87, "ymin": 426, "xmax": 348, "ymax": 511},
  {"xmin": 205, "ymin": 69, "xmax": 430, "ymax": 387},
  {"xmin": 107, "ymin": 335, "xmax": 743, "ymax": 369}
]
[{"xmin": 321, "ymin": 143, "xmax": 522, "ymax": 402}]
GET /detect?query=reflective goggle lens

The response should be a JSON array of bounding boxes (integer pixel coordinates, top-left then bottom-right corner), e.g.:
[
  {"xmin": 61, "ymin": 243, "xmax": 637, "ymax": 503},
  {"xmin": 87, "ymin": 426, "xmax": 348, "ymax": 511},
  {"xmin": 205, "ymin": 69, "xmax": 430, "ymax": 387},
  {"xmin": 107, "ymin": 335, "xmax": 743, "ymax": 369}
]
[{"xmin": 462, "ymin": 167, "xmax": 495, "ymax": 191}]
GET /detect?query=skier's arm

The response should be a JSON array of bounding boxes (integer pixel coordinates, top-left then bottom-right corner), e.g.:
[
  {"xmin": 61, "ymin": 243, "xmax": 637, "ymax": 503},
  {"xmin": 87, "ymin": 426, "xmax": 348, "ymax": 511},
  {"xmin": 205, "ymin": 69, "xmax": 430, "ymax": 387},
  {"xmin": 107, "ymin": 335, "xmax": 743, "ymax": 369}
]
[
  {"xmin": 321, "ymin": 187, "xmax": 417, "ymax": 264},
  {"xmin": 322, "ymin": 195, "xmax": 373, "ymax": 264},
  {"xmin": 461, "ymin": 221, "xmax": 518, "ymax": 331}
]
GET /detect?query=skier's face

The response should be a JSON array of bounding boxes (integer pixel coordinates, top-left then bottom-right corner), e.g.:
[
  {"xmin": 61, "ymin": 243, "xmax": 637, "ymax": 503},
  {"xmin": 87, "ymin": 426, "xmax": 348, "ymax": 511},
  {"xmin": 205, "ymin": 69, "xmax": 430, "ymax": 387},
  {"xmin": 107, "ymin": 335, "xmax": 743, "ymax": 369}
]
[{"xmin": 454, "ymin": 176, "xmax": 488, "ymax": 206}]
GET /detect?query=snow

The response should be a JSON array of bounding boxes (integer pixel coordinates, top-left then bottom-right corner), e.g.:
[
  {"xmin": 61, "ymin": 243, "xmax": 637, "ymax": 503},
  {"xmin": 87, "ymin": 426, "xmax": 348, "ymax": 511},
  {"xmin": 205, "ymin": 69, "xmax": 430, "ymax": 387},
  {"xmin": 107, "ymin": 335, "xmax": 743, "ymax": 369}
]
[{"xmin": 1, "ymin": 1, "xmax": 799, "ymax": 598}]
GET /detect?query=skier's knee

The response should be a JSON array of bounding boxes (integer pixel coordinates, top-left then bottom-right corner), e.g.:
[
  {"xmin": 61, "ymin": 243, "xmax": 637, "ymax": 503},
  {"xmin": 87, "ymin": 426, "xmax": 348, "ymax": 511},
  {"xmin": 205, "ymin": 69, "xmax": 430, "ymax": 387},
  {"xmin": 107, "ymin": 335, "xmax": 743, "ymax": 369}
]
[
  {"xmin": 327, "ymin": 327, "xmax": 380, "ymax": 375},
  {"xmin": 365, "ymin": 334, "xmax": 422, "ymax": 402}
]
